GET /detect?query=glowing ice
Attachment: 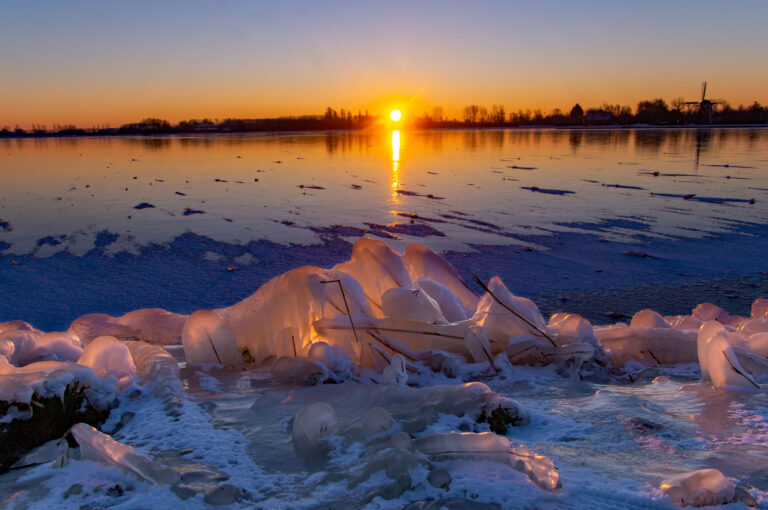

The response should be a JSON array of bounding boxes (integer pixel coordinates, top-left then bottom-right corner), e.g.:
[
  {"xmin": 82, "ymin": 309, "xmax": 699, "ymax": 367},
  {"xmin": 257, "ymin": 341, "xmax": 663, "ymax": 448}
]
[
  {"xmin": 78, "ymin": 336, "xmax": 136, "ymax": 389},
  {"xmin": 291, "ymin": 402, "xmax": 339, "ymax": 457},
  {"xmin": 181, "ymin": 310, "xmax": 243, "ymax": 369},
  {"xmin": 660, "ymin": 469, "xmax": 735, "ymax": 507},
  {"xmin": 381, "ymin": 287, "xmax": 446, "ymax": 324}
]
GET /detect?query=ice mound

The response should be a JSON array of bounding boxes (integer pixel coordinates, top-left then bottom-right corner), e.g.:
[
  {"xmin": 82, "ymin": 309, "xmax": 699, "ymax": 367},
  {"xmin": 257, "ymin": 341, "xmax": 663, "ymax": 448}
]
[
  {"xmin": 291, "ymin": 402, "xmax": 339, "ymax": 458},
  {"xmin": 595, "ymin": 321, "xmax": 697, "ymax": 368},
  {"xmin": 416, "ymin": 277, "xmax": 469, "ymax": 322},
  {"xmin": 660, "ymin": 468, "xmax": 735, "ymax": 507},
  {"xmin": 403, "ymin": 244, "xmax": 480, "ymax": 316},
  {"xmin": 221, "ymin": 265, "xmax": 370, "ymax": 365},
  {"xmin": 697, "ymin": 321, "xmax": 759, "ymax": 390},
  {"xmin": 71, "ymin": 423, "xmax": 179, "ymax": 486},
  {"xmin": 124, "ymin": 341, "xmax": 182, "ymax": 399},
  {"xmin": 382, "ymin": 287, "xmax": 446, "ymax": 324},
  {"xmin": 181, "ymin": 310, "xmax": 243, "ymax": 369},
  {"xmin": 335, "ymin": 237, "xmax": 415, "ymax": 315},
  {"xmin": 78, "ymin": 336, "xmax": 136, "ymax": 389},
  {"xmin": 631, "ymin": 309, "xmax": 672, "ymax": 329},
  {"xmin": 69, "ymin": 308, "xmax": 187, "ymax": 345},
  {"xmin": 472, "ymin": 276, "xmax": 548, "ymax": 347}
]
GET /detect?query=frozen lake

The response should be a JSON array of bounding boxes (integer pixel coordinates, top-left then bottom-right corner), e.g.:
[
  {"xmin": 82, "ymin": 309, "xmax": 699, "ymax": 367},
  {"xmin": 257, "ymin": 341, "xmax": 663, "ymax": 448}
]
[
  {"xmin": 2, "ymin": 128, "xmax": 768, "ymax": 330},
  {"xmin": 1, "ymin": 129, "xmax": 768, "ymax": 508}
]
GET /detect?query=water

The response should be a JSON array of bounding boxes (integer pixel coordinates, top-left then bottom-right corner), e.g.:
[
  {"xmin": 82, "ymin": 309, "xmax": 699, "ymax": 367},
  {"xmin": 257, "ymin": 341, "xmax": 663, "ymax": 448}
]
[{"xmin": 2, "ymin": 128, "xmax": 767, "ymax": 257}]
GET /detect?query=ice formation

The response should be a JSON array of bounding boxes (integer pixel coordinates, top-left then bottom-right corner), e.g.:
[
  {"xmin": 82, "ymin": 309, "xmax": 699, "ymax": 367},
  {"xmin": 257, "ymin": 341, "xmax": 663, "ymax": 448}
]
[
  {"xmin": 660, "ymin": 469, "xmax": 735, "ymax": 507},
  {"xmin": 78, "ymin": 336, "xmax": 136, "ymax": 389},
  {"xmin": 291, "ymin": 402, "xmax": 339, "ymax": 458},
  {"xmin": 70, "ymin": 423, "xmax": 178, "ymax": 486},
  {"xmin": 69, "ymin": 308, "xmax": 186, "ymax": 345},
  {"xmin": 181, "ymin": 310, "xmax": 243, "ymax": 369}
]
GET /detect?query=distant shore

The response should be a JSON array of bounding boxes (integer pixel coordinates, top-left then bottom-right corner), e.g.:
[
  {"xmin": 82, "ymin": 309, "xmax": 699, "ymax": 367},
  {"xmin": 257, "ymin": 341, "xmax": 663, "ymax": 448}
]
[{"xmin": 2, "ymin": 123, "xmax": 767, "ymax": 140}]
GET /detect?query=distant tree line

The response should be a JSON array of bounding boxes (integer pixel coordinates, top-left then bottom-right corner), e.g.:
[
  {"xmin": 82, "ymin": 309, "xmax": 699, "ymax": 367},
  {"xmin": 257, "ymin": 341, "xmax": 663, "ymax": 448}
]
[{"xmin": 1, "ymin": 100, "xmax": 766, "ymax": 138}]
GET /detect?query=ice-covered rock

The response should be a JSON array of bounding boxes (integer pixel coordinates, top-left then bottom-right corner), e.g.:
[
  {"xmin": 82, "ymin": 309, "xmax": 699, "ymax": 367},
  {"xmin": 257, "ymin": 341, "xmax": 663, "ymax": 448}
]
[
  {"xmin": 403, "ymin": 244, "xmax": 480, "ymax": 316},
  {"xmin": 382, "ymin": 287, "xmax": 446, "ymax": 324},
  {"xmin": 181, "ymin": 310, "xmax": 242, "ymax": 369},
  {"xmin": 382, "ymin": 354, "xmax": 408, "ymax": 385},
  {"xmin": 291, "ymin": 402, "xmax": 339, "ymax": 458},
  {"xmin": 30, "ymin": 332, "xmax": 83, "ymax": 363},
  {"xmin": 69, "ymin": 308, "xmax": 186, "ymax": 345},
  {"xmin": 70, "ymin": 423, "xmax": 178, "ymax": 486},
  {"xmin": 660, "ymin": 469, "xmax": 735, "ymax": 507},
  {"xmin": 335, "ymin": 238, "xmax": 414, "ymax": 315},
  {"xmin": 221, "ymin": 265, "xmax": 371, "ymax": 365},
  {"xmin": 0, "ymin": 328, "xmax": 42, "ymax": 366},
  {"xmin": 78, "ymin": 336, "xmax": 136, "ymax": 389},
  {"xmin": 413, "ymin": 432, "xmax": 559, "ymax": 490},
  {"xmin": 472, "ymin": 276, "xmax": 547, "ymax": 348},
  {"xmin": 416, "ymin": 278, "xmax": 468, "ymax": 323}
]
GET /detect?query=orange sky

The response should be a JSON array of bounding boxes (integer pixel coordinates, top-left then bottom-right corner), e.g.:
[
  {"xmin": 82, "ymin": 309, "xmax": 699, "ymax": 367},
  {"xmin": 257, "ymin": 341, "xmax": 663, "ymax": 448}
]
[{"xmin": 1, "ymin": 1, "xmax": 767, "ymax": 128}]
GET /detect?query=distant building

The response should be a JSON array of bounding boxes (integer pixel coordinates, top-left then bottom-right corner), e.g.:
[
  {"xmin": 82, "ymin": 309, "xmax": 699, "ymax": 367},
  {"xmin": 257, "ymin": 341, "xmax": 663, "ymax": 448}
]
[
  {"xmin": 193, "ymin": 122, "xmax": 218, "ymax": 132},
  {"xmin": 584, "ymin": 109, "xmax": 613, "ymax": 125}
]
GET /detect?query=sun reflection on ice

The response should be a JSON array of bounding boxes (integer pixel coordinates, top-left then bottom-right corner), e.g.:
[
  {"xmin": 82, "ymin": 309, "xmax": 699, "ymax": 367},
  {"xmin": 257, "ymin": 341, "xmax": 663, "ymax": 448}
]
[{"xmin": 391, "ymin": 130, "xmax": 400, "ymax": 204}]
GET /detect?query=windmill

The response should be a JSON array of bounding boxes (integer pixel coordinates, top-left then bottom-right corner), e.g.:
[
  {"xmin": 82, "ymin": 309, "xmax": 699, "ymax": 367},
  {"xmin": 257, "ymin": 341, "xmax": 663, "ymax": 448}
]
[{"xmin": 684, "ymin": 82, "xmax": 722, "ymax": 124}]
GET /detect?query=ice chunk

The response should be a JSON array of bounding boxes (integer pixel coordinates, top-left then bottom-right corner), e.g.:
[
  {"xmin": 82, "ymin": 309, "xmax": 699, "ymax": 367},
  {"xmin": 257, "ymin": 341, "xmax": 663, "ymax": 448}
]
[
  {"xmin": 660, "ymin": 469, "xmax": 735, "ymax": 507},
  {"xmin": 0, "ymin": 328, "xmax": 42, "ymax": 366},
  {"xmin": 463, "ymin": 325, "xmax": 493, "ymax": 363},
  {"xmin": 746, "ymin": 332, "xmax": 768, "ymax": 358},
  {"xmin": 70, "ymin": 423, "xmax": 178, "ymax": 486},
  {"xmin": 549, "ymin": 313, "xmax": 598, "ymax": 346},
  {"xmin": 667, "ymin": 315, "xmax": 703, "ymax": 330},
  {"xmin": 595, "ymin": 324, "xmax": 697, "ymax": 367},
  {"xmin": 472, "ymin": 276, "xmax": 547, "ymax": 347},
  {"xmin": 69, "ymin": 308, "xmax": 186, "ymax": 345},
  {"xmin": 703, "ymin": 332, "xmax": 759, "ymax": 390},
  {"xmin": 403, "ymin": 244, "xmax": 480, "ymax": 316},
  {"xmin": 30, "ymin": 332, "xmax": 83, "ymax": 363},
  {"xmin": 416, "ymin": 278, "xmax": 469, "ymax": 323},
  {"xmin": 382, "ymin": 354, "xmax": 408, "ymax": 385},
  {"xmin": 382, "ymin": 287, "xmax": 446, "ymax": 324},
  {"xmin": 10, "ymin": 438, "xmax": 69, "ymax": 469},
  {"xmin": 307, "ymin": 341, "xmax": 354, "ymax": 380},
  {"xmin": 413, "ymin": 432, "xmax": 559, "ymax": 490},
  {"xmin": 291, "ymin": 402, "xmax": 339, "ymax": 458},
  {"xmin": 181, "ymin": 310, "xmax": 243, "ymax": 369},
  {"xmin": 697, "ymin": 321, "xmax": 726, "ymax": 381},
  {"xmin": 692, "ymin": 303, "xmax": 730, "ymax": 323},
  {"xmin": 124, "ymin": 341, "xmax": 182, "ymax": 398},
  {"xmin": 335, "ymin": 238, "xmax": 414, "ymax": 315},
  {"xmin": 630, "ymin": 309, "xmax": 671, "ymax": 329},
  {"xmin": 0, "ymin": 340, "xmax": 14, "ymax": 361},
  {"xmin": 221, "ymin": 265, "xmax": 370, "ymax": 365},
  {"xmin": 356, "ymin": 407, "xmax": 395, "ymax": 438},
  {"xmin": 78, "ymin": 336, "xmax": 136, "ymax": 389},
  {"xmin": 738, "ymin": 316, "xmax": 768, "ymax": 336}
]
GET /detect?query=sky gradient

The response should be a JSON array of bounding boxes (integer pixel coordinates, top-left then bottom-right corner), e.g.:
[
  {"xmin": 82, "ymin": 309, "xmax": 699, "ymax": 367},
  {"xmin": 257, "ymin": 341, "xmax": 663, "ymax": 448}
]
[{"xmin": 1, "ymin": 0, "xmax": 767, "ymax": 128}]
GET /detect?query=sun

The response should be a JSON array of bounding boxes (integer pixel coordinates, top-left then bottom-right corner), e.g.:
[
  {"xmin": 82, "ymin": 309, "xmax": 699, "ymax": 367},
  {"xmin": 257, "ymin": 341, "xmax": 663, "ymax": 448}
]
[{"xmin": 389, "ymin": 109, "xmax": 402, "ymax": 122}]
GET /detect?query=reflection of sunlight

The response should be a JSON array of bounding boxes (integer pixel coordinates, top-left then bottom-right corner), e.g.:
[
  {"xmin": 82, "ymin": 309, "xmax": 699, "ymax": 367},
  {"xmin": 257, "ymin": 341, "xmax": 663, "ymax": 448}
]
[{"xmin": 391, "ymin": 130, "xmax": 400, "ymax": 203}]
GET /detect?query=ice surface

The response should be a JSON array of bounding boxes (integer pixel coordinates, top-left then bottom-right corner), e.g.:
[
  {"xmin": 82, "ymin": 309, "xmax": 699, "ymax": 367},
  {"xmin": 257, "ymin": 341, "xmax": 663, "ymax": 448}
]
[
  {"xmin": 412, "ymin": 432, "xmax": 559, "ymax": 490},
  {"xmin": 181, "ymin": 310, "xmax": 242, "ymax": 369},
  {"xmin": 69, "ymin": 308, "xmax": 186, "ymax": 345},
  {"xmin": 382, "ymin": 287, "xmax": 446, "ymax": 324},
  {"xmin": 660, "ymin": 468, "xmax": 735, "ymax": 507},
  {"xmin": 70, "ymin": 423, "xmax": 178, "ymax": 486},
  {"xmin": 78, "ymin": 336, "xmax": 136, "ymax": 389},
  {"xmin": 334, "ymin": 238, "xmax": 415, "ymax": 315},
  {"xmin": 403, "ymin": 244, "xmax": 480, "ymax": 316}
]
